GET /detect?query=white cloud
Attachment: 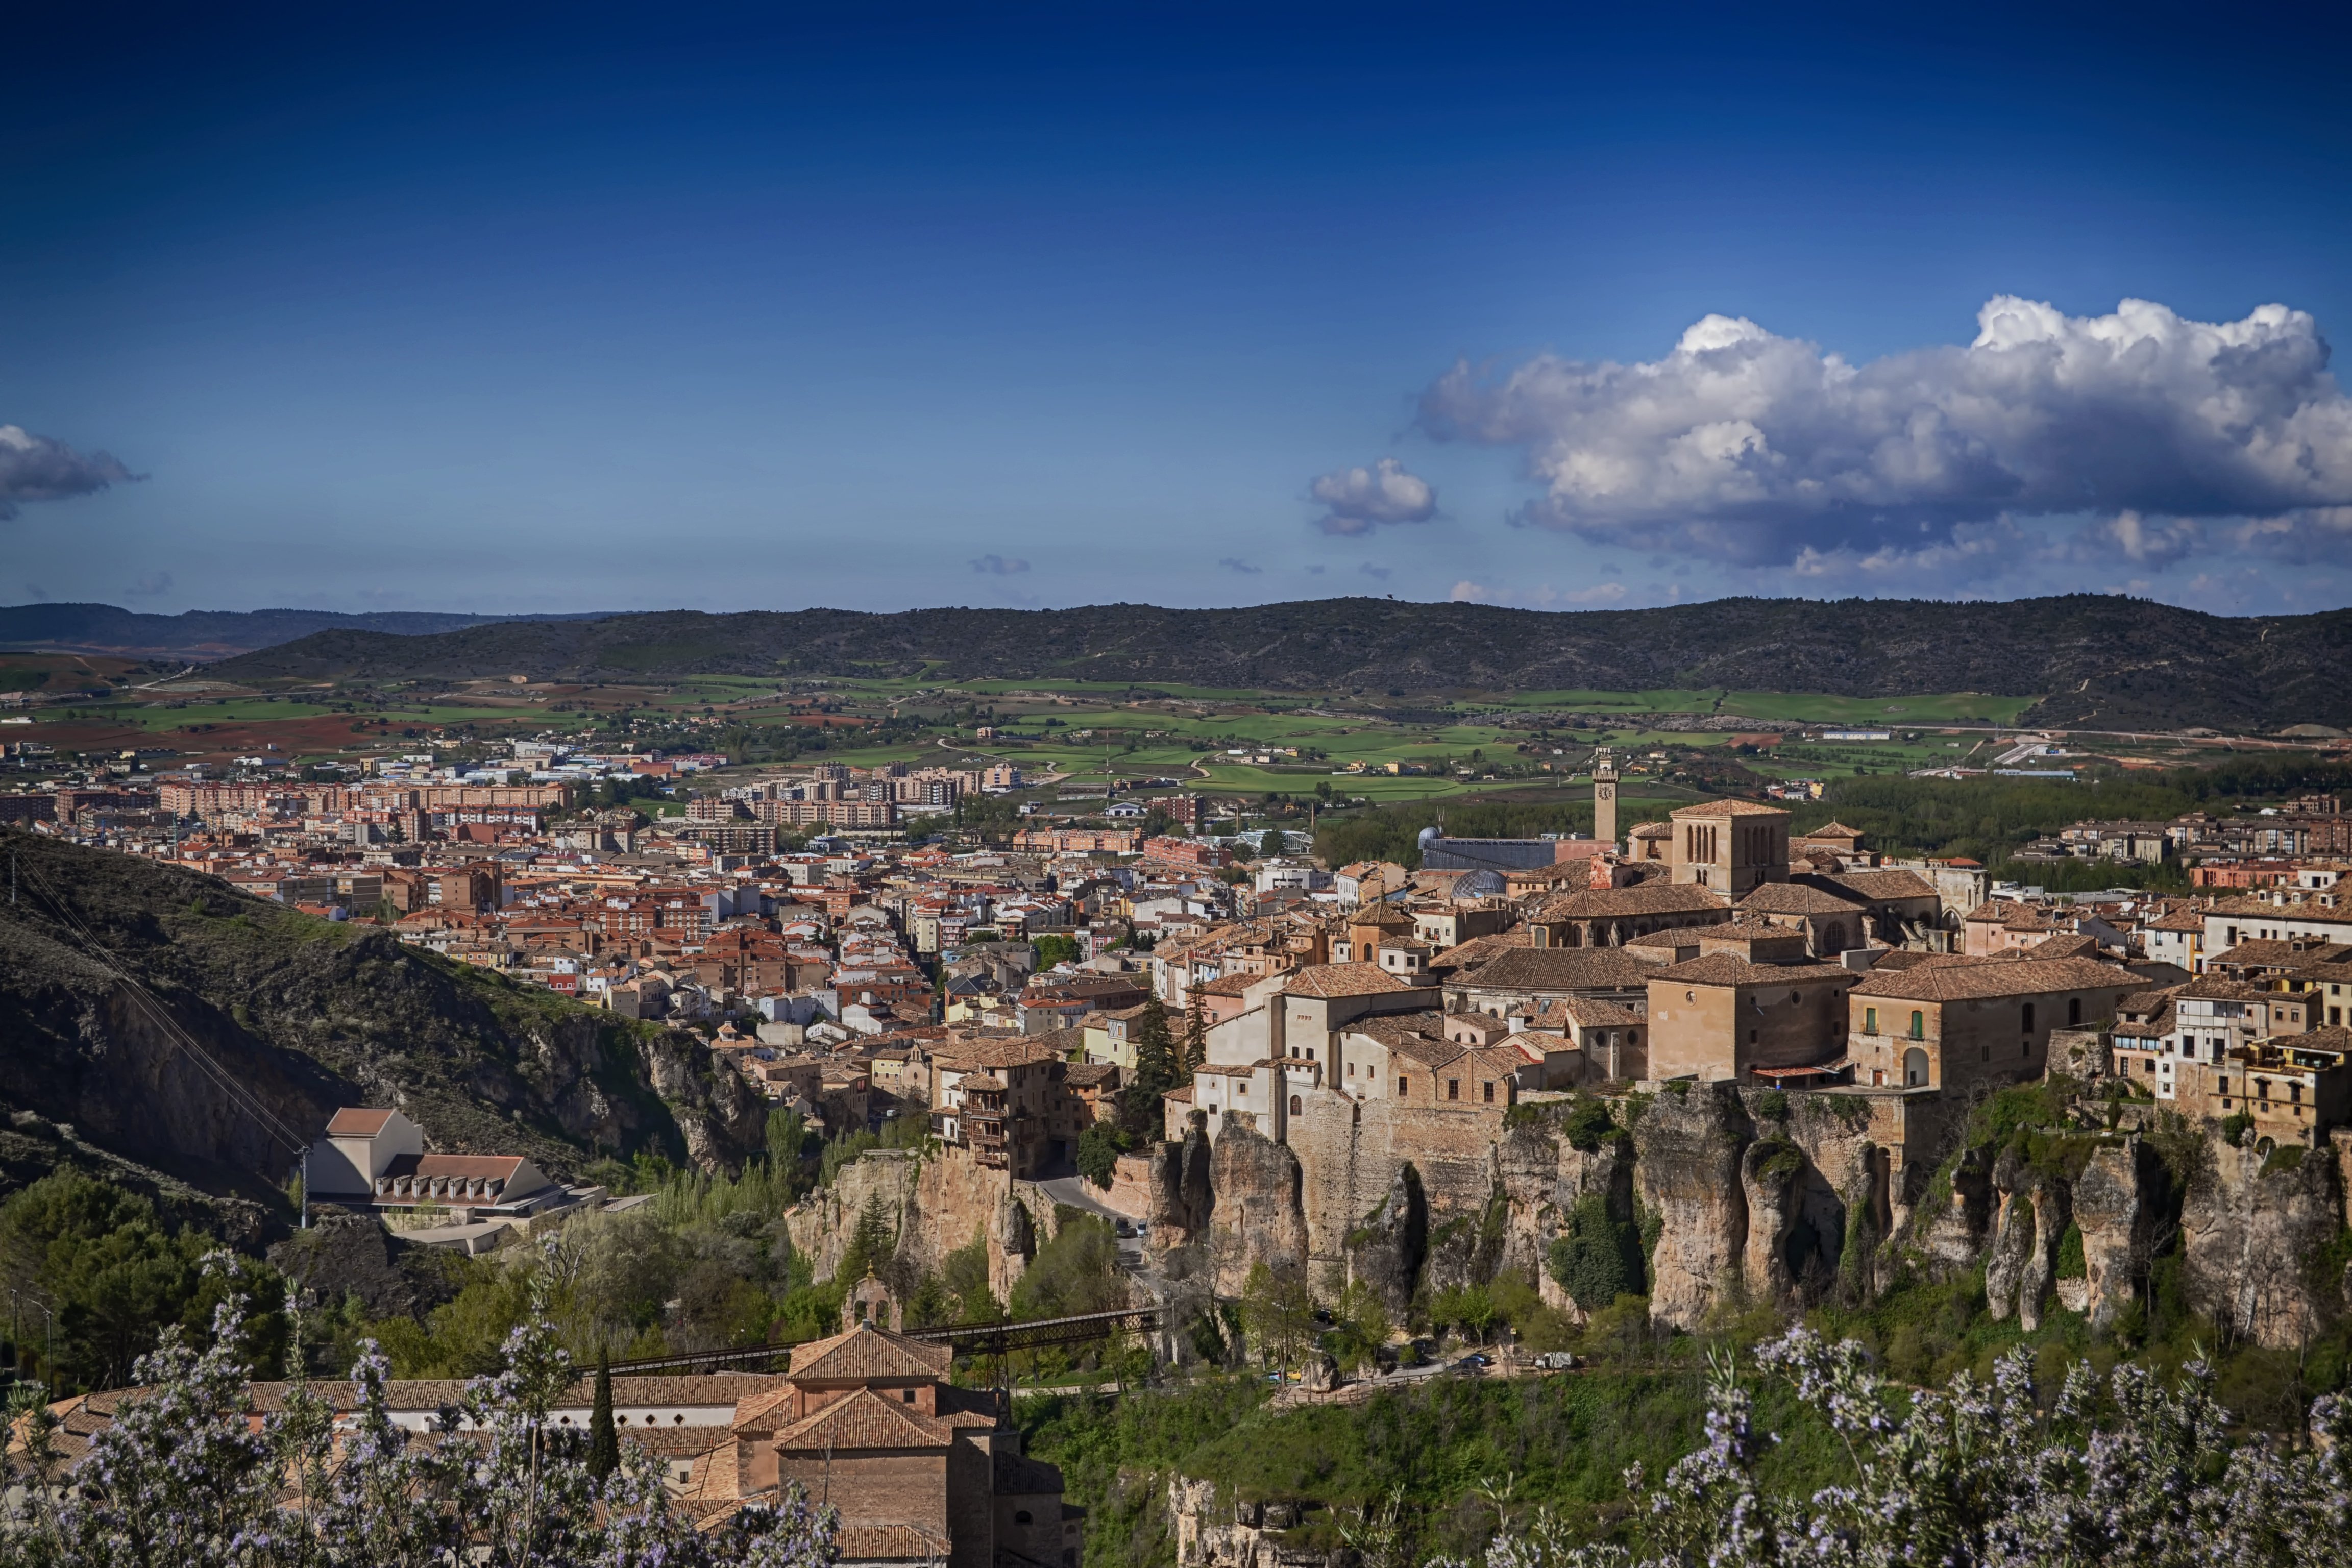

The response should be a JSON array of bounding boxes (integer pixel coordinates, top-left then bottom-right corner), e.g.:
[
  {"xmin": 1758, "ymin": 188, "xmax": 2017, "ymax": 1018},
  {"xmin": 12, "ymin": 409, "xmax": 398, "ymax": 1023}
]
[
  {"xmin": 969, "ymin": 554, "xmax": 1030, "ymax": 575},
  {"xmin": 1448, "ymin": 580, "xmax": 1488, "ymax": 602},
  {"xmin": 1418, "ymin": 297, "xmax": 2352, "ymax": 567},
  {"xmin": 0, "ymin": 424, "xmax": 136, "ymax": 520},
  {"xmin": 1308, "ymin": 457, "xmax": 1438, "ymax": 535},
  {"xmin": 2078, "ymin": 509, "xmax": 2201, "ymax": 568}
]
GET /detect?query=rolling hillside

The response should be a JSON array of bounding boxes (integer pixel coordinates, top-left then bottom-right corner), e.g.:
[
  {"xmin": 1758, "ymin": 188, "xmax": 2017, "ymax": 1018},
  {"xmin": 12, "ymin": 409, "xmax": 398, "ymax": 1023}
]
[{"xmin": 209, "ymin": 595, "xmax": 2352, "ymax": 732}]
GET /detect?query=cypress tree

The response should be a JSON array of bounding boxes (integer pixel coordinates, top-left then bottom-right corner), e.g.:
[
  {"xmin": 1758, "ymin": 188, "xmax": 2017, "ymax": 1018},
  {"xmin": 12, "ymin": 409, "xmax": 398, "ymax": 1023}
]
[{"xmin": 588, "ymin": 1346, "xmax": 619, "ymax": 1481}]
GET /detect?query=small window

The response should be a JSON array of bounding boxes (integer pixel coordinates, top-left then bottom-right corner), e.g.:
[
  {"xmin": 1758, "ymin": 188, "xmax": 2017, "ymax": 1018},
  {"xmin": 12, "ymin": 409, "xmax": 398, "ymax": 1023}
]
[
  {"xmin": 1447, "ymin": 1079, "xmax": 1460, "ymax": 1100},
  {"xmin": 1016, "ymin": 1511, "xmax": 1034, "ymax": 1525},
  {"xmin": 1482, "ymin": 1081, "xmax": 1494, "ymax": 1103},
  {"xmin": 1865, "ymin": 1007, "xmax": 1878, "ymax": 1034},
  {"xmin": 1290, "ymin": 1095, "xmax": 1302, "ymax": 1115},
  {"xmin": 1398, "ymin": 1076, "xmax": 1408, "ymax": 1095},
  {"xmin": 2022, "ymin": 1002, "xmax": 2036, "ymax": 1032},
  {"xmin": 901, "ymin": 1388, "xmax": 915, "ymax": 1404},
  {"xmin": 1909, "ymin": 1011, "xmax": 1925, "ymax": 1040}
]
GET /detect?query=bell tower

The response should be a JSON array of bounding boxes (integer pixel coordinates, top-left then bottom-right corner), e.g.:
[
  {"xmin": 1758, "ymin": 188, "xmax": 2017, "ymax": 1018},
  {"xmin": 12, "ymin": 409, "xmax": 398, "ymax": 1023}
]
[{"xmin": 1592, "ymin": 747, "xmax": 1618, "ymax": 850}]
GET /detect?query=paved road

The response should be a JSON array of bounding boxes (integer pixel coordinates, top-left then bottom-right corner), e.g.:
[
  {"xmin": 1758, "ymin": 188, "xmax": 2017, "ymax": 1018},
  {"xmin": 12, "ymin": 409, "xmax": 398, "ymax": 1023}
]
[{"xmin": 1037, "ymin": 1175, "xmax": 1147, "ymax": 1261}]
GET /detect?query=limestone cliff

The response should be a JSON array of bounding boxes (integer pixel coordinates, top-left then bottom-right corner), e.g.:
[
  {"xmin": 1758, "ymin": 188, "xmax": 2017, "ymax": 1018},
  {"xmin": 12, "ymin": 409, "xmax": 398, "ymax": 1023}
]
[
  {"xmin": 1633, "ymin": 1084, "xmax": 1752, "ymax": 1329},
  {"xmin": 1207, "ymin": 1115, "xmax": 1311, "ymax": 1294},
  {"xmin": 2182, "ymin": 1139, "xmax": 2344, "ymax": 1351}
]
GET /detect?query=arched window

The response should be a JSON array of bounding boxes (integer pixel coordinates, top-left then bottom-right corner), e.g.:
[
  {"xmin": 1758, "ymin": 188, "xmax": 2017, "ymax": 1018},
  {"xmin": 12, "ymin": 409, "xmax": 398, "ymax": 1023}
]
[
  {"xmin": 1015, "ymin": 1511, "xmax": 1034, "ymax": 1525},
  {"xmin": 1289, "ymin": 1095, "xmax": 1302, "ymax": 1115}
]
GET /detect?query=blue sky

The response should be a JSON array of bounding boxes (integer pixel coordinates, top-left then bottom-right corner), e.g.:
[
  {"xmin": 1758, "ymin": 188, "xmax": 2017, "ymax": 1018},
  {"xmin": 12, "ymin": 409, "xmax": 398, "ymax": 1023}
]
[{"xmin": 5, "ymin": 1, "xmax": 2351, "ymax": 617}]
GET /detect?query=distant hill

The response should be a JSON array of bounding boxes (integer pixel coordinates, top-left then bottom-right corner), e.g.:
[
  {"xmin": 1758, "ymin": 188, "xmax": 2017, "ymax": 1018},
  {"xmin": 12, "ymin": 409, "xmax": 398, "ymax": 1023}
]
[
  {"xmin": 0, "ymin": 832, "xmax": 763, "ymax": 1222},
  {"xmin": 0, "ymin": 602, "xmax": 615, "ymax": 660},
  {"xmin": 206, "ymin": 594, "xmax": 2352, "ymax": 732}
]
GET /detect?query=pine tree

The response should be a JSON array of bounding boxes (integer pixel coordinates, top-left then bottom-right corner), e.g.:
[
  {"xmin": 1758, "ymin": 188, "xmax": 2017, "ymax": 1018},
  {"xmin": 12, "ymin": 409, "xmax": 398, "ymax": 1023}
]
[
  {"xmin": 587, "ymin": 1346, "xmax": 619, "ymax": 1481},
  {"xmin": 1181, "ymin": 987, "xmax": 1209, "ymax": 1075},
  {"xmin": 1132, "ymin": 996, "xmax": 1178, "ymax": 1096}
]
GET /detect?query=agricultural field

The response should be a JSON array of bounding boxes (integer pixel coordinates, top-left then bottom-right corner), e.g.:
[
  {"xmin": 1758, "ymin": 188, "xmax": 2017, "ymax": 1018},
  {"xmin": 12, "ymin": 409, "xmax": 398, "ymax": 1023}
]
[{"xmin": 6, "ymin": 659, "xmax": 2293, "ymax": 807}]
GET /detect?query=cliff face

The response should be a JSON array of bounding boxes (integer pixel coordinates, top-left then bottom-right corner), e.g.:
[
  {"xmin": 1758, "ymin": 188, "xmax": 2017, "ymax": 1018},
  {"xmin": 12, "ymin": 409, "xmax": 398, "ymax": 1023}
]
[
  {"xmin": 1133, "ymin": 1072, "xmax": 2349, "ymax": 1356},
  {"xmin": 2182, "ymin": 1140, "xmax": 2344, "ymax": 1350},
  {"xmin": 1634, "ymin": 1086, "xmax": 1753, "ymax": 1329},
  {"xmin": 1207, "ymin": 1116, "xmax": 1311, "ymax": 1294},
  {"xmin": 0, "ymin": 835, "xmax": 762, "ymax": 1217}
]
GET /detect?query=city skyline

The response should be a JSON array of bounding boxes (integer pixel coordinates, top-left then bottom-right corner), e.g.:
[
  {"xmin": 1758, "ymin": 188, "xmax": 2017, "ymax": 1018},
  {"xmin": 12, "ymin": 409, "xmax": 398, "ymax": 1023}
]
[{"xmin": 6, "ymin": 1, "xmax": 2352, "ymax": 616}]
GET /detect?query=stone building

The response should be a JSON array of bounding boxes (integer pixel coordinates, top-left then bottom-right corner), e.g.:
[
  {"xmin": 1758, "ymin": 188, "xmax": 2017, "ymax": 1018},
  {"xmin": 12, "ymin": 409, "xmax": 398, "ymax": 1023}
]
[
  {"xmin": 1847, "ymin": 954, "xmax": 2139, "ymax": 1090},
  {"xmin": 1644, "ymin": 955, "xmax": 1859, "ymax": 1083},
  {"xmin": 1667, "ymin": 799, "xmax": 1790, "ymax": 897},
  {"xmin": 1525, "ymin": 882, "xmax": 1731, "ymax": 949},
  {"xmin": 682, "ymin": 1321, "xmax": 1079, "ymax": 1568}
]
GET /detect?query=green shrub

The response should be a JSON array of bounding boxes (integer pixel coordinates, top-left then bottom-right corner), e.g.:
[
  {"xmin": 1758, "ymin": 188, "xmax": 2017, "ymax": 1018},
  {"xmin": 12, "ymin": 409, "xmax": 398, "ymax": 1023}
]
[
  {"xmin": 2055, "ymin": 1222, "xmax": 2086, "ymax": 1280},
  {"xmin": 1755, "ymin": 1089, "xmax": 1791, "ymax": 1122},
  {"xmin": 1548, "ymin": 1195, "xmax": 1646, "ymax": 1312},
  {"xmin": 2222, "ymin": 1112, "xmax": 2255, "ymax": 1148},
  {"xmin": 1562, "ymin": 1098, "xmax": 1619, "ymax": 1151}
]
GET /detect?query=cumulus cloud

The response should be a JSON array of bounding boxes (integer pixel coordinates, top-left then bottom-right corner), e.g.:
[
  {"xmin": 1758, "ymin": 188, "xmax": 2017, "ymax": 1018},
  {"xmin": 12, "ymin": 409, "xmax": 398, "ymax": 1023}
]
[
  {"xmin": 969, "ymin": 554, "xmax": 1030, "ymax": 575},
  {"xmin": 2078, "ymin": 510, "xmax": 2202, "ymax": 568},
  {"xmin": 0, "ymin": 424, "xmax": 137, "ymax": 521},
  {"xmin": 1217, "ymin": 557, "xmax": 1262, "ymax": 574},
  {"xmin": 1418, "ymin": 297, "xmax": 2352, "ymax": 567},
  {"xmin": 1308, "ymin": 457, "xmax": 1438, "ymax": 535}
]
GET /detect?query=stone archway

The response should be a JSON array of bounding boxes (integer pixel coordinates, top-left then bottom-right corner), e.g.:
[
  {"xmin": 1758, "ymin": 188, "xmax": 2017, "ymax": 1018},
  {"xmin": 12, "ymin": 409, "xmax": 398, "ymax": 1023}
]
[{"xmin": 1903, "ymin": 1047, "xmax": 1929, "ymax": 1088}]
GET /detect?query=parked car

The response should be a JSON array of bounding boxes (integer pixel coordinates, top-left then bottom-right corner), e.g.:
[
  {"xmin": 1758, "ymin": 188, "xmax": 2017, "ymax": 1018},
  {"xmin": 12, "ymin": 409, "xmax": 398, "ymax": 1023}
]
[{"xmin": 1450, "ymin": 1353, "xmax": 1492, "ymax": 1374}]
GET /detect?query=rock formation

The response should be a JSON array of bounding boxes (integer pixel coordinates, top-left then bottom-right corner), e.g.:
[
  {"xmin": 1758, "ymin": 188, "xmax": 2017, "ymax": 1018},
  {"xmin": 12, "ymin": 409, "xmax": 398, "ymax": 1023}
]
[
  {"xmin": 1633, "ymin": 1084, "xmax": 1752, "ymax": 1329},
  {"xmin": 2182, "ymin": 1139, "xmax": 2343, "ymax": 1350},
  {"xmin": 1207, "ymin": 1114, "xmax": 1310, "ymax": 1294}
]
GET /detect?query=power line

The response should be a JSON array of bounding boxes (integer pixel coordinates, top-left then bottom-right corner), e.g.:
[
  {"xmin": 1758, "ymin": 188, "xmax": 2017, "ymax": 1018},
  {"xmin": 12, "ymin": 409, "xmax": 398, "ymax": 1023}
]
[{"xmin": 8, "ymin": 847, "xmax": 309, "ymax": 1161}]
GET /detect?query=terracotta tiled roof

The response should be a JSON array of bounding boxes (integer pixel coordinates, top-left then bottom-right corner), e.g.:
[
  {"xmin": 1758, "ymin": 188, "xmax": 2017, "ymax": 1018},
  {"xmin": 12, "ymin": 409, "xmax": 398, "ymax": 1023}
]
[
  {"xmin": 1654, "ymin": 956, "xmax": 1857, "ymax": 988},
  {"xmin": 1557, "ymin": 997, "xmax": 1644, "ymax": 1028},
  {"xmin": 1798, "ymin": 822, "xmax": 1865, "ymax": 842},
  {"xmin": 1456, "ymin": 948, "xmax": 1657, "ymax": 992},
  {"xmin": 1281, "ymin": 962, "xmax": 1416, "ymax": 999},
  {"xmin": 1851, "ymin": 955, "xmax": 2135, "ymax": 1002},
  {"xmin": 325, "ymin": 1108, "xmax": 396, "ymax": 1136},
  {"xmin": 1737, "ymin": 883, "xmax": 1865, "ymax": 916},
  {"xmin": 785, "ymin": 1322, "xmax": 954, "ymax": 1383},
  {"xmin": 1670, "ymin": 799, "xmax": 1790, "ymax": 818},
  {"xmin": 1198, "ymin": 973, "xmax": 1258, "ymax": 997},
  {"xmin": 773, "ymin": 1387, "xmax": 955, "ymax": 1451},
  {"xmin": 2026, "ymin": 933, "xmax": 2101, "ymax": 959},
  {"xmin": 1821, "ymin": 869, "xmax": 1939, "ymax": 902},
  {"xmin": 932, "ymin": 1037, "xmax": 1066, "ymax": 1071},
  {"xmin": 2205, "ymin": 894, "xmax": 2352, "ymax": 921},
  {"xmin": 1536, "ymin": 884, "xmax": 1731, "ymax": 920},
  {"xmin": 836, "ymin": 1523, "xmax": 955, "ymax": 1561}
]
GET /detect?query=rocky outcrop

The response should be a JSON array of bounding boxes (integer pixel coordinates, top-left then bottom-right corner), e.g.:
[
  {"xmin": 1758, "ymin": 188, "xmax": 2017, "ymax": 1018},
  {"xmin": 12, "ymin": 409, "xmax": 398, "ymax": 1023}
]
[
  {"xmin": 1496, "ymin": 1109, "xmax": 1636, "ymax": 1311},
  {"xmin": 991, "ymin": 1192, "xmax": 1039, "ymax": 1302},
  {"xmin": 1984, "ymin": 1145, "xmax": 2054, "ymax": 1326},
  {"xmin": 1207, "ymin": 1115, "xmax": 1310, "ymax": 1294},
  {"xmin": 268, "ymin": 1210, "xmax": 457, "ymax": 1319},
  {"xmin": 2072, "ymin": 1138, "xmax": 2160, "ymax": 1331},
  {"xmin": 1739, "ymin": 1138, "xmax": 1803, "ymax": 1308},
  {"xmin": 1345, "ymin": 1162, "xmax": 1427, "ymax": 1317},
  {"xmin": 1918, "ymin": 1146, "xmax": 1994, "ymax": 1275},
  {"xmin": 1169, "ymin": 1478, "xmax": 1341, "ymax": 1568},
  {"xmin": 1633, "ymin": 1084, "xmax": 1751, "ymax": 1329},
  {"xmin": 1149, "ymin": 1114, "xmax": 1215, "ymax": 1249},
  {"xmin": 2182, "ymin": 1139, "xmax": 2344, "ymax": 1350}
]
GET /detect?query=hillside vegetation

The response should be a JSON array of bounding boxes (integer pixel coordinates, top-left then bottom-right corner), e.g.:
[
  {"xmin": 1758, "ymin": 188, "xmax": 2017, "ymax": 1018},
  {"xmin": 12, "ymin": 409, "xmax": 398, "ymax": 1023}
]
[
  {"xmin": 207, "ymin": 594, "xmax": 2352, "ymax": 733},
  {"xmin": 0, "ymin": 832, "xmax": 764, "ymax": 1220}
]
